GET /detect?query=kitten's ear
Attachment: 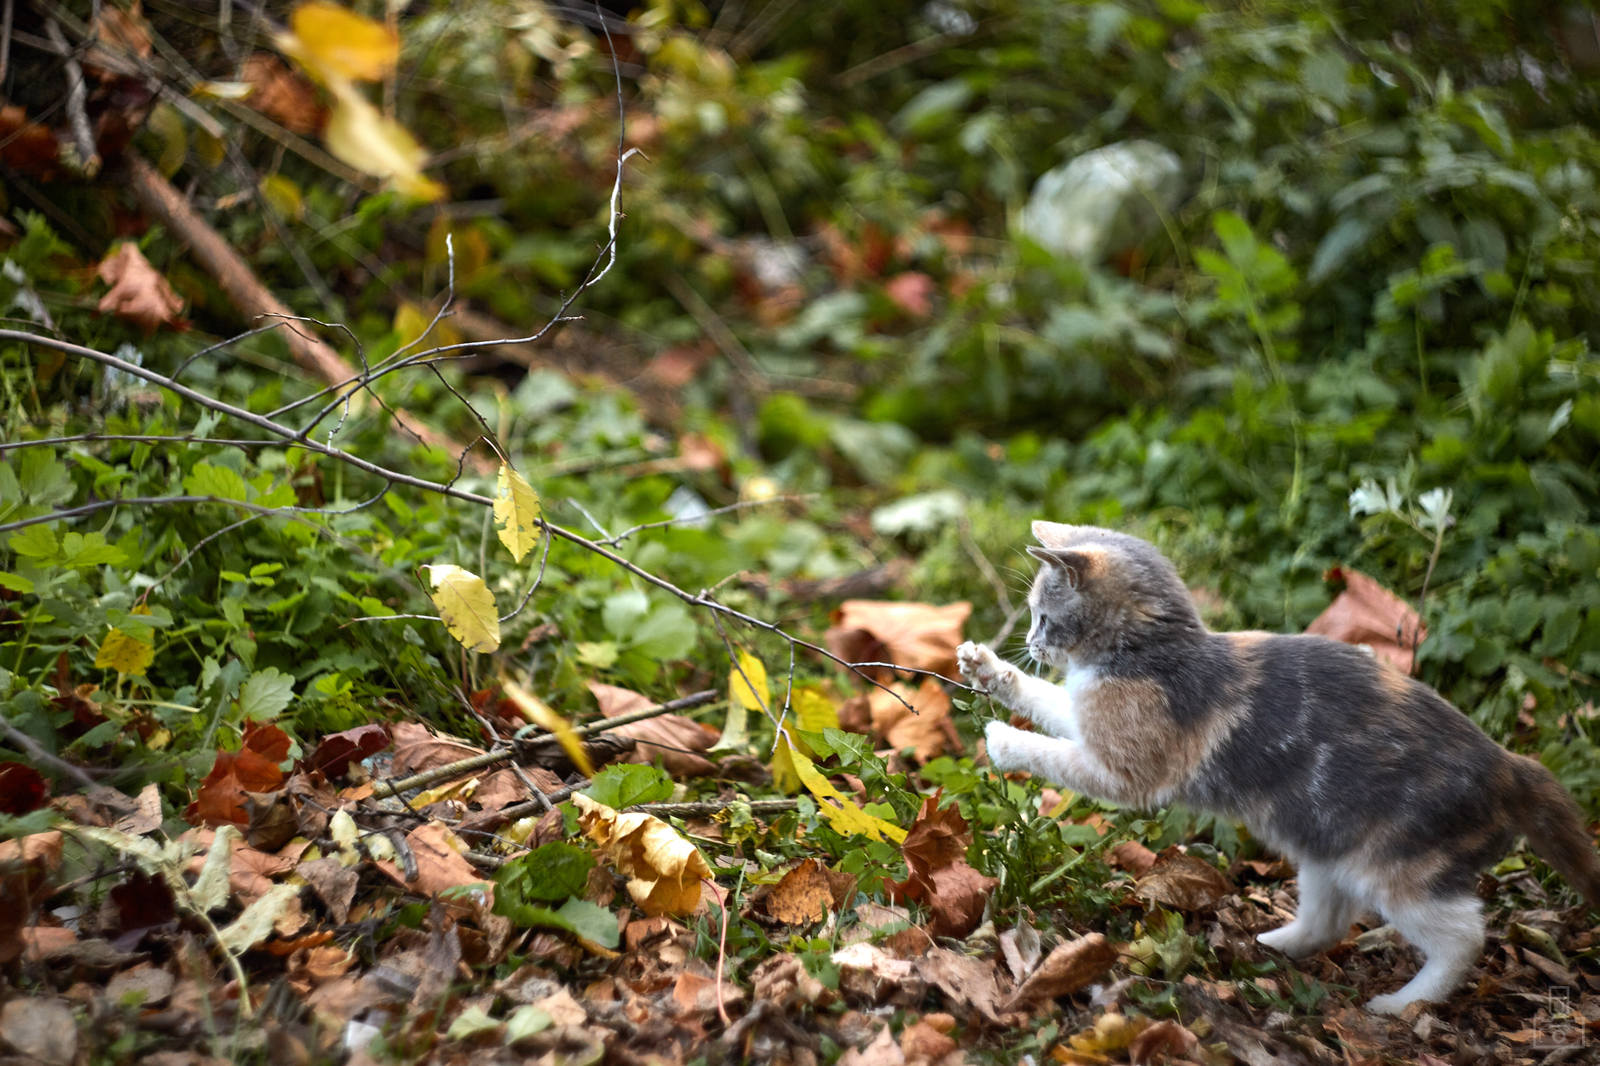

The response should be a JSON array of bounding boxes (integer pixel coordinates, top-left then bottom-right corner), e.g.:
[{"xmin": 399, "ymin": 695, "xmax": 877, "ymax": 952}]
[
  {"xmin": 1031, "ymin": 520, "xmax": 1078, "ymax": 547},
  {"xmin": 1027, "ymin": 546, "xmax": 1094, "ymax": 588}
]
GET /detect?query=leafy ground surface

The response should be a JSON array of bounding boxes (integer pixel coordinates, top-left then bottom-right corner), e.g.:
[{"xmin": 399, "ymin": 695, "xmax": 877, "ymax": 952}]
[{"xmin": 3, "ymin": 0, "xmax": 1600, "ymax": 1063}]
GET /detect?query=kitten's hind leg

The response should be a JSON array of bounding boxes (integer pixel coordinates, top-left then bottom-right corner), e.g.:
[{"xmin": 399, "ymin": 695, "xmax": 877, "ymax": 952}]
[
  {"xmin": 1258, "ymin": 862, "xmax": 1362, "ymax": 957},
  {"xmin": 1366, "ymin": 894, "xmax": 1484, "ymax": 1016}
]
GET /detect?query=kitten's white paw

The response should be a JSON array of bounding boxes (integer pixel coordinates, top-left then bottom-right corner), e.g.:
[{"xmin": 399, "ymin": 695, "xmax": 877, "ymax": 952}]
[
  {"xmin": 1257, "ymin": 924, "xmax": 1320, "ymax": 958},
  {"xmin": 958, "ymin": 641, "xmax": 1016, "ymax": 697},
  {"xmin": 1364, "ymin": 991, "xmax": 1416, "ymax": 1017},
  {"xmin": 984, "ymin": 720, "xmax": 1026, "ymax": 771}
]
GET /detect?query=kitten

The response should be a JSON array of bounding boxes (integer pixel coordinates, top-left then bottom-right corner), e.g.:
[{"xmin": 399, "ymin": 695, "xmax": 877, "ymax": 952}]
[{"xmin": 958, "ymin": 520, "xmax": 1600, "ymax": 1016}]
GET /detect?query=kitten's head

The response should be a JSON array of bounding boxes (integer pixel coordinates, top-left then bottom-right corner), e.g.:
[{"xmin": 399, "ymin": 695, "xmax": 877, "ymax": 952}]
[{"xmin": 1023, "ymin": 521, "xmax": 1203, "ymax": 666}]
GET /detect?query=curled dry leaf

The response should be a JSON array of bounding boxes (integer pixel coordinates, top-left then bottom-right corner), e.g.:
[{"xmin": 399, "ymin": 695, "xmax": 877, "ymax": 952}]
[
  {"xmin": 184, "ymin": 721, "xmax": 292, "ymax": 828},
  {"xmin": 891, "ymin": 791, "xmax": 996, "ymax": 938},
  {"xmin": 588, "ymin": 681, "xmax": 719, "ymax": 776},
  {"xmin": 825, "ymin": 599, "xmax": 971, "ymax": 681},
  {"xmin": 1305, "ymin": 566, "xmax": 1425, "ymax": 674},
  {"xmin": 239, "ymin": 54, "xmax": 325, "ymax": 134},
  {"xmin": 1003, "ymin": 933, "xmax": 1117, "ymax": 1009},
  {"xmin": 375, "ymin": 821, "xmax": 490, "ymax": 908},
  {"xmin": 572, "ymin": 793, "xmax": 710, "ymax": 917},
  {"xmin": 1133, "ymin": 848, "xmax": 1233, "ymax": 913},
  {"xmin": 96, "ymin": 243, "xmax": 184, "ymax": 333},
  {"xmin": 306, "ymin": 722, "xmax": 390, "ymax": 779}
]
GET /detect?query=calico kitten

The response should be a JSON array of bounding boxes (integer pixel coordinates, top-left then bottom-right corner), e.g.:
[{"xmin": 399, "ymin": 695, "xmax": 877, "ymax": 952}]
[{"xmin": 958, "ymin": 520, "xmax": 1600, "ymax": 1016}]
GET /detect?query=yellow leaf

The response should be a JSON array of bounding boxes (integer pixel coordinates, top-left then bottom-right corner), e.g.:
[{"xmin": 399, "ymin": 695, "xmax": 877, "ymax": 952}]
[
  {"xmin": 494, "ymin": 465, "xmax": 542, "ymax": 563},
  {"xmin": 279, "ymin": 1, "xmax": 399, "ymax": 84},
  {"xmin": 780, "ymin": 737, "xmax": 906, "ymax": 843},
  {"xmin": 499, "ymin": 679, "xmax": 592, "ymax": 777},
  {"xmin": 572, "ymin": 794, "xmax": 710, "ymax": 916},
  {"xmin": 323, "ymin": 86, "xmax": 445, "ymax": 201},
  {"xmin": 713, "ymin": 649, "xmax": 766, "ymax": 753},
  {"xmin": 96, "ymin": 627, "xmax": 154, "ymax": 675},
  {"xmin": 793, "ymin": 686, "xmax": 840, "ymax": 734},
  {"xmin": 771, "ymin": 732, "xmax": 802, "ymax": 794},
  {"xmin": 424, "ymin": 563, "xmax": 500, "ymax": 653},
  {"xmin": 260, "ymin": 173, "xmax": 304, "ymax": 221}
]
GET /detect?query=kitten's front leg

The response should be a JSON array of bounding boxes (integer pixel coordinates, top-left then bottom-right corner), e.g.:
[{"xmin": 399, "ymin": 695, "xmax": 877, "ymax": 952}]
[
  {"xmin": 984, "ymin": 721, "xmax": 1133, "ymax": 806},
  {"xmin": 958, "ymin": 642, "xmax": 1080, "ymax": 740}
]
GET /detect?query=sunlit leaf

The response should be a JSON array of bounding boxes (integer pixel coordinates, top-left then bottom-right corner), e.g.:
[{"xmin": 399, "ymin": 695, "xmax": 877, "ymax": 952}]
[
  {"xmin": 777, "ymin": 735, "xmax": 906, "ymax": 843},
  {"xmin": 95, "ymin": 627, "xmax": 153, "ymax": 675},
  {"xmin": 494, "ymin": 464, "xmax": 542, "ymax": 562},
  {"xmin": 424, "ymin": 563, "xmax": 500, "ymax": 653},
  {"xmin": 499, "ymin": 679, "xmax": 590, "ymax": 776},
  {"xmin": 278, "ymin": 1, "xmax": 399, "ymax": 84},
  {"xmin": 323, "ymin": 86, "xmax": 445, "ymax": 202},
  {"xmin": 572, "ymin": 793, "xmax": 710, "ymax": 916},
  {"xmin": 713, "ymin": 649, "xmax": 767, "ymax": 752}
]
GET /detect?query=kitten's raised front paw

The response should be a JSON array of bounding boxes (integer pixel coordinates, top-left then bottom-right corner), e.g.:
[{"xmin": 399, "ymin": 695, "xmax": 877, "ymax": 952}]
[
  {"xmin": 958, "ymin": 641, "xmax": 1017, "ymax": 698},
  {"xmin": 984, "ymin": 720, "xmax": 1026, "ymax": 772}
]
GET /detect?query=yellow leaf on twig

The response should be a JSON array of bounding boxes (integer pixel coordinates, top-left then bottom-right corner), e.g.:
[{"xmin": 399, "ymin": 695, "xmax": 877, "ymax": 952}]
[
  {"xmin": 278, "ymin": 1, "xmax": 399, "ymax": 84},
  {"xmin": 424, "ymin": 564, "xmax": 500, "ymax": 653},
  {"xmin": 771, "ymin": 734, "xmax": 905, "ymax": 843},
  {"xmin": 572, "ymin": 794, "xmax": 710, "ymax": 916},
  {"xmin": 494, "ymin": 464, "xmax": 542, "ymax": 563},
  {"xmin": 712, "ymin": 649, "xmax": 767, "ymax": 753},
  {"xmin": 499, "ymin": 679, "xmax": 592, "ymax": 777}
]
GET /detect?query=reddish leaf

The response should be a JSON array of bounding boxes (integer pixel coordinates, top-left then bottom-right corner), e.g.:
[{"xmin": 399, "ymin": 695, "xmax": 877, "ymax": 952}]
[
  {"xmin": 183, "ymin": 721, "xmax": 292, "ymax": 828},
  {"xmin": 1305, "ymin": 566, "xmax": 1426, "ymax": 674},
  {"xmin": 306, "ymin": 723, "xmax": 391, "ymax": 779},
  {"xmin": 110, "ymin": 871, "xmax": 176, "ymax": 946},
  {"xmin": 1106, "ymin": 839, "xmax": 1159, "ymax": 876},
  {"xmin": 0, "ymin": 832, "xmax": 62, "ymax": 964},
  {"xmin": 883, "ymin": 271, "xmax": 936, "ymax": 318},
  {"xmin": 588, "ymin": 681, "xmax": 720, "ymax": 776},
  {"xmin": 96, "ymin": 243, "xmax": 185, "ymax": 333},
  {"xmin": 0, "ymin": 762, "xmax": 48, "ymax": 814},
  {"xmin": 824, "ymin": 600, "xmax": 970, "ymax": 682},
  {"xmin": 890, "ymin": 791, "xmax": 996, "ymax": 938}
]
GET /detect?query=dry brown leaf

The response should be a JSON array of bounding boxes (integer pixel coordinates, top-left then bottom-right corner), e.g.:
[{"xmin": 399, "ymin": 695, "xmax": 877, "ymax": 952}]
[
  {"xmin": 921, "ymin": 946, "xmax": 1013, "ymax": 1026},
  {"xmin": 0, "ymin": 996, "xmax": 76, "ymax": 1065},
  {"xmin": 588, "ymin": 681, "xmax": 719, "ymax": 776},
  {"xmin": 866, "ymin": 679, "xmax": 960, "ymax": 761},
  {"xmin": 239, "ymin": 54, "xmax": 325, "ymax": 133},
  {"xmin": 899, "ymin": 1017, "xmax": 958, "ymax": 1065},
  {"xmin": 839, "ymin": 1025, "xmax": 907, "ymax": 1066},
  {"xmin": 296, "ymin": 857, "xmax": 359, "ymax": 923},
  {"xmin": 389, "ymin": 721, "xmax": 483, "ymax": 775},
  {"xmin": 891, "ymin": 792, "xmax": 996, "ymax": 939},
  {"xmin": 766, "ymin": 858, "xmax": 834, "ymax": 925},
  {"xmin": 182, "ymin": 827, "xmax": 296, "ymax": 906},
  {"xmin": 96, "ymin": 243, "xmax": 184, "ymax": 333},
  {"xmin": 1106, "ymin": 839, "xmax": 1159, "ymax": 876},
  {"xmin": 106, "ymin": 962, "xmax": 175, "ymax": 1007},
  {"xmin": 1127, "ymin": 1018, "xmax": 1199, "ymax": 1064},
  {"xmin": 825, "ymin": 599, "xmax": 971, "ymax": 681},
  {"xmin": 375, "ymin": 822, "xmax": 490, "ymax": 907},
  {"xmin": 1004, "ymin": 933, "xmax": 1116, "ymax": 1009},
  {"xmin": 1134, "ymin": 849, "xmax": 1233, "ymax": 913},
  {"xmin": 1304, "ymin": 566, "xmax": 1425, "ymax": 674},
  {"xmin": 751, "ymin": 952, "xmax": 829, "ymax": 1008}
]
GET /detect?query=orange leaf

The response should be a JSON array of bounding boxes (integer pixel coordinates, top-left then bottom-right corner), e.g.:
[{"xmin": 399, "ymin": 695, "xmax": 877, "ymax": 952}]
[
  {"xmin": 824, "ymin": 599, "xmax": 970, "ymax": 681},
  {"xmin": 1304, "ymin": 566, "xmax": 1425, "ymax": 674},
  {"xmin": 183, "ymin": 722, "xmax": 292, "ymax": 828},
  {"xmin": 587, "ymin": 681, "xmax": 719, "ymax": 776},
  {"xmin": 96, "ymin": 243, "xmax": 184, "ymax": 333},
  {"xmin": 765, "ymin": 859, "xmax": 834, "ymax": 925}
]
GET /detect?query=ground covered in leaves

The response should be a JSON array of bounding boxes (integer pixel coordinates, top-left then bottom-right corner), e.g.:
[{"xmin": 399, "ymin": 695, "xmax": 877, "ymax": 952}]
[{"xmin": 4, "ymin": 0, "xmax": 1600, "ymax": 1063}]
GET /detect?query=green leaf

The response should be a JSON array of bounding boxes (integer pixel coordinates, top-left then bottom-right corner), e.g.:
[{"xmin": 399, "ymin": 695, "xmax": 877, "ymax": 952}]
[
  {"xmin": 183, "ymin": 461, "xmax": 252, "ymax": 502},
  {"xmin": 238, "ymin": 667, "xmax": 295, "ymax": 720},
  {"xmin": 0, "ymin": 572, "xmax": 34, "ymax": 594},
  {"xmin": 492, "ymin": 895, "xmax": 619, "ymax": 948},
  {"xmin": 580, "ymin": 763, "xmax": 673, "ymax": 809},
  {"xmin": 7, "ymin": 524, "xmax": 58, "ymax": 561},
  {"xmin": 629, "ymin": 602, "xmax": 695, "ymax": 660},
  {"xmin": 498, "ymin": 842, "xmax": 594, "ymax": 903}
]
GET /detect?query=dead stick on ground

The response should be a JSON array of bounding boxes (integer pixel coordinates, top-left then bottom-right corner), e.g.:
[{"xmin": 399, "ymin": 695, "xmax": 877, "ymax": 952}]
[{"xmin": 371, "ymin": 689, "xmax": 720, "ymax": 800}]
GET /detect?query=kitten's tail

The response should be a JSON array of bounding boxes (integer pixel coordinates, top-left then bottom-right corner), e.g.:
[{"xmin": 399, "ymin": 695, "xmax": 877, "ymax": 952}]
[{"xmin": 1510, "ymin": 754, "xmax": 1600, "ymax": 911}]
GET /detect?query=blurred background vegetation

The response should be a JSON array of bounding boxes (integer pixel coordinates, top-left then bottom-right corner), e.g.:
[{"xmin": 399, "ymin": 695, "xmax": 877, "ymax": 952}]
[{"xmin": 3, "ymin": 0, "xmax": 1599, "ymax": 811}]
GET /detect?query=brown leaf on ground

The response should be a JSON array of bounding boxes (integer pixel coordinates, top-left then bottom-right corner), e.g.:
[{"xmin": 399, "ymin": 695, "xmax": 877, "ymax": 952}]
[
  {"xmin": 824, "ymin": 600, "xmax": 971, "ymax": 681},
  {"xmin": 375, "ymin": 822, "xmax": 491, "ymax": 907},
  {"xmin": 573, "ymin": 794, "xmax": 710, "ymax": 917},
  {"xmin": 0, "ymin": 831, "xmax": 63, "ymax": 964},
  {"xmin": 891, "ymin": 792, "xmax": 996, "ymax": 938},
  {"xmin": 106, "ymin": 962, "xmax": 175, "ymax": 1008},
  {"xmin": 0, "ymin": 996, "xmax": 76, "ymax": 1065},
  {"xmin": 767, "ymin": 859, "xmax": 835, "ymax": 925},
  {"xmin": 999, "ymin": 922, "xmax": 1042, "ymax": 983},
  {"xmin": 0, "ymin": 105, "xmax": 63, "ymax": 179},
  {"xmin": 182, "ymin": 827, "xmax": 296, "ymax": 905},
  {"xmin": 1127, "ymin": 1019, "xmax": 1200, "ymax": 1064},
  {"xmin": 922, "ymin": 946, "xmax": 1013, "ymax": 1026},
  {"xmin": 866, "ymin": 679, "xmax": 961, "ymax": 761},
  {"xmin": 1305, "ymin": 566, "xmax": 1425, "ymax": 674},
  {"xmin": 587, "ymin": 681, "xmax": 719, "ymax": 776},
  {"xmin": 183, "ymin": 721, "xmax": 292, "ymax": 828},
  {"xmin": 1004, "ymin": 933, "xmax": 1116, "ymax": 1009},
  {"xmin": 839, "ymin": 1024, "xmax": 907, "ymax": 1066},
  {"xmin": 900, "ymin": 1014, "xmax": 960, "ymax": 1066},
  {"xmin": 1134, "ymin": 848, "xmax": 1233, "ymax": 913},
  {"xmin": 306, "ymin": 723, "xmax": 391, "ymax": 779},
  {"xmin": 297, "ymin": 857, "xmax": 360, "ymax": 923},
  {"xmin": 389, "ymin": 721, "xmax": 484, "ymax": 775},
  {"xmin": 112, "ymin": 782, "xmax": 163, "ymax": 836},
  {"xmin": 1107, "ymin": 839, "xmax": 1160, "ymax": 876},
  {"xmin": 472, "ymin": 765, "xmax": 564, "ymax": 812},
  {"xmin": 751, "ymin": 952, "xmax": 829, "ymax": 1008},
  {"xmin": 96, "ymin": 243, "xmax": 185, "ymax": 333},
  {"xmin": 240, "ymin": 54, "xmax": 326, "ymax": 134}
]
